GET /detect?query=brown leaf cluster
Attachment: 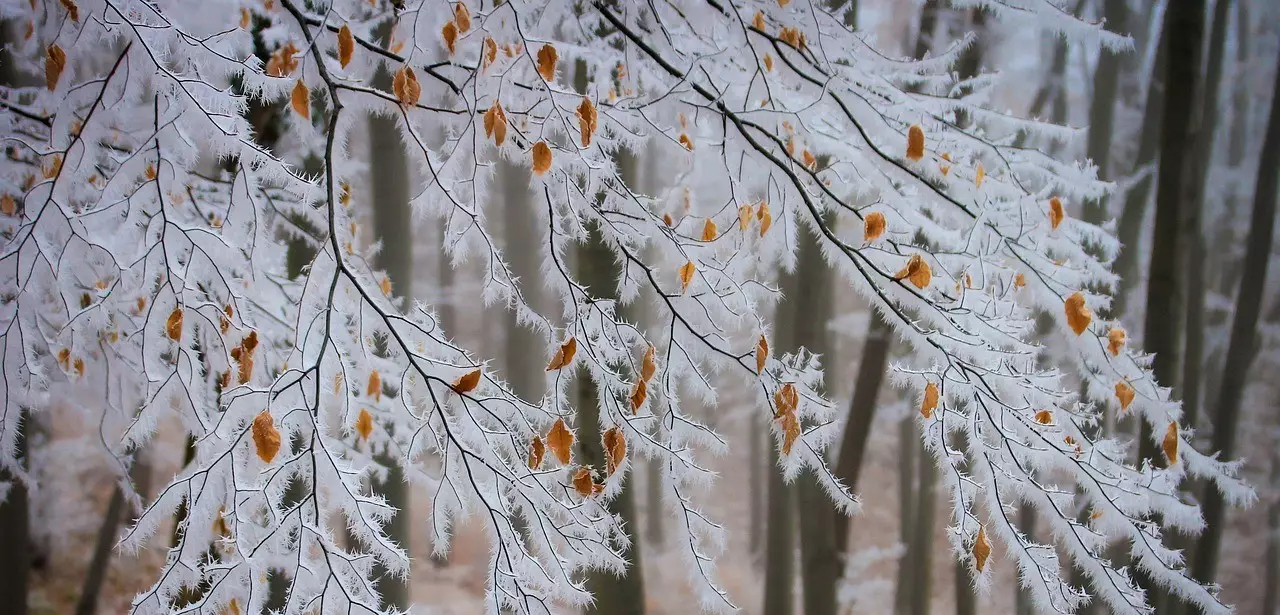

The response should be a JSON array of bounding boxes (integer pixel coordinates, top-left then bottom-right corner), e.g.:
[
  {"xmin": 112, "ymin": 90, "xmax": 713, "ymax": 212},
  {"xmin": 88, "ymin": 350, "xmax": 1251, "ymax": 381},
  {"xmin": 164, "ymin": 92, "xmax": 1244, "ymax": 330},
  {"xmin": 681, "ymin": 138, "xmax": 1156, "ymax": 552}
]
[
  {"xmin": 1064, "ymin": 292, "xmax": 1091, "ymax": 335},
  {"xmin": 252, "ymin": 411, "xmax": 281, "ymax": 463},
  {"xmin": 393, "ymin": 64, "xmax": 420, "ymax": 106},
  {"xmin": 46, "ymin": 44, "xmax": 66, "ymax": 91},
  {"xmin": 532, "ymin": 141, "xmax": 552, "ymax": 175},
  {"xmin": 895, "ymin": 254, "xmax": 931, "ymax": 289},
  {"xmin": 863, "ymin": 211, "xmax": 885, "ymax": 242},
  {"xmin": 483, "ymin": 102, "xmax": 508, "ymax": 146},
  {"xmin": 266, "ymin": 42, "xmax": 299, "ymax": 77},
  {"xmin": 220, "ymin": 304, "xmax": 233, "ymax": 334},
  {"xmin": 546, "ymin": 337, "xmax": 577, "ymax": 371}
]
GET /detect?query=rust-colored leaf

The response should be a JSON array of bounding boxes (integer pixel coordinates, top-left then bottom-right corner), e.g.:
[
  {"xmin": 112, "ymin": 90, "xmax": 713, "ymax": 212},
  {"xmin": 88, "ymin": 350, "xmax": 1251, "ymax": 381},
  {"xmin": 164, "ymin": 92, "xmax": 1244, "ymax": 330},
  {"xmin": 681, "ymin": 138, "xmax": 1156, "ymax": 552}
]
[
  {"xmin": 763, "ymin": 53, "xmax": 774, "ymax": 72},
  {"xmin": 266, "ymin": 42, "xmax": 299, "ymax": 77},
  {"xmin": 1108, "ymin": 327, "xmax": 1126, "ymax": 357},
  {"xmin": 355, "ymin": 408, "xmax": 374, "ymax": 440},
  {"xmin": 366, "ymin": 370, "xmax": 381, "ymax": 402},
  {"xmin": 46, "ymin": 44, "xmax": 66, "ymax": 91},
  {"xmin": 864, "ymin": 211, "xmax": 886, "ymax": 242},
  {"xmin": 629, "ymin": 379, "xmax": 647, "ymax": 414},
  {"xmin": 290, "ymin": 80, "xmax": 310, "ymax": 120},
  {"xmin": 641, "ymin": 345, "xmax": 657, "ymax": 382},
  {"xmin": 1049, "ymin": 196, "xmax": 1065, "ymax": 230},
  {"xmin": 441, "ymin": 20, "xmax": 458, "ymax": 55},
  {"xmin": 453, "ymin": 2, "xmax": 471, "ymax": 33},
  {"xmin": 679, "ymin": 133, "xmax": 694, "ymax": 151},
  {"xmin": 0, "ymin": 194, "xmax": 15, "ymax": 217},
  {"xmin": 1115, "ymin": 380, "xmax": 1135, "ymax": 411},
  {"xmin": 752, "ymin": 11, "xmax": 766, "ymax": 30},
  {"xmin": 895, "ymin": 254, "xmax": 932, "ymax": 289},
  {"xmin": 1034, "ymin": 410, "xmax": 1053, "ymax": 424},
  {"xmin": 57, "ymin": 347, "xmax": 71, "ymax": 371},
  {"xmin": 975, "ymin": 163, "xmax": 985, "ymax": 188},
  {"xmin": 921, "ymin": 382, "xmax": 938, "ymax": 419},
  {"xmin": 603, "ymin": 427, "xmax": 626, "ymax": 476},
  {"xmin": 1013, "ymin": 272, "xmax": 1026, "ymax": 289},
  {"xmin": 701, "ymin": 218, "xmax": 718, "ymax": 242},
  {"xmin": 528, "ymin": 435, "xmax": 545, "ymax": 469},
  {"xmin": 779, "ymin": 411, "xmax": 800, "ymax": 455},
  {"xmin": 1064, "ymin": 291, "xmax": 1092, "ymax": 336},
  {"xmin": 802, "ymin": 149, "xmax": 817, "ymax": 170},
  {"xmin": 221, "ymin": 304, "xmax": 233, "ymax": 334},
  {"xmin": 973, "ymin": 525, "xmax": 991, "ymax": 572},
  {"xmin": 531, "ymin": 141, "xmax": 552, "ymax": 175},
  {"xmin": 547, "ymin": 418, "xmax": 574, "ymax": 465},
  {"xmin": 451, "ymin": 368, "xmax": 482, "ymax": 394},
  {"xmin": 484, "ymin": 102, "xmax": 508, "ymax": 146},
  {"xmin": 940, "ymin": 152, "xmax": 952, "ymax": 176},
  {"xmin": 536, "ymin": 44, "xmax": 558, "ymax": 81},
  {"xmin": 678, "ymin": 261, "xmax": 696, "ymax": 293},
  {"xmin": 392, "ymin": 64, "xmax": 420, "ymax": 106},
  {"xmin": 546, "ymin": 337, "xmax": 577, "ymax": 371},
  {"xmin": 1163, "ymin": 422, "xmax": 1179, "ymax": 465},
  {"xmin": 774, "ymin": 382, "xmax": 799, "ymax": 417},
  {"xmin": 337, "ymin": 24, "xmax": 354, "ymax": 68},
  {"xmin": 906, "ymin": 124, "xmax": 925, "ymax": 161},
  {"xmin": 165, "ymin": 308, "xmax": 183, "ymax": 341},
  {"xmin": 572, "ymin": 467, "xmax": 602, "ymax": 497},
  {"xmin": 578, "ymin": 97, "xmax": 597, "ymax": 147},
  {"xmin": 483, "ymin": 37, "xmax": 498, "ymax": 68},
  {"xmin": 738, "ymin": 204, "xmax": 753, "ymax": 230},
  {"xmin": 757, "ymin": 201, "xmax": 772, "ymax": 236},
  {"xmin": 252, "ymin": 411, "xmax": 281, "ymax": 463},
  {"xmin": 756, "ymin": 335, "xmax": 769, "ymax": 375},
  {"xmin": 60, "ymin": 0, "xmax": 79, "ymax": 21}
]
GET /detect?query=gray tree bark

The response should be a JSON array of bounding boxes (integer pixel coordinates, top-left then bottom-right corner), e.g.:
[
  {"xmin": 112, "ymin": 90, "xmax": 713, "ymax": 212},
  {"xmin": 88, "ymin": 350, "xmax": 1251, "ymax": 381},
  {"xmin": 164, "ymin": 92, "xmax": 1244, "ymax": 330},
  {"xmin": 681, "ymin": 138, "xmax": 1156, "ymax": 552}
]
[
  {"xmin": 832, "ymin": 311, "xmax": 890, "ymax": 553},
  {"xmin": 908, "ymin": 439, "xmax": 938, "ymax": 615},
  {"xmin": 893, "ymin": 418, "xmax": 918, "ymax": 615},
  {"xmin": 0, "ymin": 408, "xmax": 30, "ymax": 615},
  {"xmin": 1189, "ymin": 32, "xmax": 1280, "ymax": 600},
  {"xmin": 763, "ymin": 227, "xmax": 801, "ymax": 615}
]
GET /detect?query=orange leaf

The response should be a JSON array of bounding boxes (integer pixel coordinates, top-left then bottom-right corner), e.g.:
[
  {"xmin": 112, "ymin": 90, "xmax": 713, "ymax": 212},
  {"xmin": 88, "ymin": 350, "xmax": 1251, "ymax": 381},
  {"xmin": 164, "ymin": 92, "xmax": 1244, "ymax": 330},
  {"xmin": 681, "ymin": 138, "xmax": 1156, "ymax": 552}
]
[
  {"xmin": 905, "ymin": 124, "xmax": 925, "ymax": 161},
  {"xmin": 921, "ymin": 382, "xmax": 938, "ymax": 419},
  {"xmin": 973, "ymin": 525, "xmax": 991, "ymax": 572},
  {"xmin": 60, "ymin": 0, "xmax": 79, "ymax": 21},
  {"xmin": 355, "ymin": 408, "xmax": 374, "ymax": 440},
  {"xmin": 451, "ymin": 368, "xmax": 481, "ymax": 394},
  {"xmin": 603, "ymin": 427, "xmax": 626, "ymax": 476},
  {"xmin": 337, "ymin": 24, "xmax": 354, "ymax": 68},
  {"xmin": 46, "ymin": 44, "xmax": 66, "ymax": 91},
  {"xmin": 1049, "ymin": 196, "xmax": 1065, "ymax": 230},
  {"xmin": 757, "ymin": 201, "xmax": 772, "ymax": 236},
  {"xmin": 528, "ymin": 435, "xmax": 546, "ymax": 469},
  {"xmin": 1107, "ymin": 327, "xmax": 1126, "ymax": 357},
  {"xmin": 531, "ymin": 141, "xmax": 552, "ymax": 175},
  {"xmin": 755, "ymin": 335, "xmax": 769, "ymax": 375},
  {"xmin": 629, "ymin": 379, "xmax": 647, "ymax": 414},
  {"xmin": 1034, "ymin": 410, "xmax": 1053, "ymax": 424},
  {"xmin": 779, "ymin": 411, "xmax": 800, "ymax": 455},
  {"xmin": 763, "ymin": 53, "xmax": 774, "ymax": 72},
  {"xmin": 536, "ymin": 44, "xmax": 558, "ymax": 81},
  {"xmin": 252, "ymin": 411, "xmax": 281, "ymax": 463},
  {"xmin": 663, "ymin": 213, "xmax": 674, "ymax": 227},
  {"xmin": 441, "ymin": 20, "xmax": 458, "ymax": 55},
  {"xmin": 578, "ymin": 97, "xmax": 597, "ymax": 147},
  {"xmin": 863, "ymin": 211, "xmax": 886, "ymax": 242},
  {"xmin": 547, "ymin": 418, "xmax": 574, "ymax": 465},
  {"xmin": 546, "ymin": 337, "xmax": 577, "ymax": 371},
  {"xmin": 484, "ymin": 102, "xmax": 508, "ymax": 146},
  {"xmin": 392, "ymin": 64, "xmax": 421, "ymax": 106},
  {"xmin": 752, "ymin": 11, "xmax": 766, "ymax": 29},
  {"xmin": 166, "ymin": 308, "xmax": 183, "ymax": 341},
  {"xmin": 366, "ymin": 370, "xmax": 381, "ymax": 402},
  {"xmin": 975, "ymin": 163, "xmax": 985, "ymax": 188},
  {"xmin": 679, "ymin": 133, "xmax": 694, "ymax": 150},
  {"xmin": 1115, "ymin": 380, "xmax": 1135, "ymax": 411},
  {"xmin": 738, "ymin": 204, "xmax": 753, "ymax": 230},
  {"xmin": 802, "ymin": 149, "xmax": 817, "ymax": 170},
  {"xmin": 221, "ymin": 304, "xmax": 233, "ymax": 334},
  {"xmin": 1064, "ymin": 292, "xmax": 1092, "ymax": 335},
  {"xmin": 572, "ymin": 466, "xmax": 601, "ymax": 497},
  {"xmin": 895, "ymin": 254, "xmax": 932, "ymax": 289},
  {"xmin": 290, "ymin": 80, "xmax": 310, "ymax": 120},
  {"xmin": 701, "ymin": 218, "xmax": 718, "ymax": 241},
  {"xmin": 774, "ymin": 382, "xmax": 799, "ymax": 417},
  {"xmin": 57, "ymin": 348, "xmax": 71, "ymax": 371},
  {"xmin": 453, "ymin": 2, "xmax": 471, "ymax": 33},
  {"xmin": 1013, "ymin": 272, "xmax": 1026, "ymax": 289},
  {"xmin": 1163, "ymin": 422, "xmax": 1179, "ymax": 465},
  {"xmin": 678, "ymin": 261, "xmax": 696, "ymax": 293},
  {"xmin": 641, "ymin": 345, "xmax": 657, "ymax": 382},
  {"xmin": 482, "ymin": 37, "xmax": 498, "ymax": 68}
]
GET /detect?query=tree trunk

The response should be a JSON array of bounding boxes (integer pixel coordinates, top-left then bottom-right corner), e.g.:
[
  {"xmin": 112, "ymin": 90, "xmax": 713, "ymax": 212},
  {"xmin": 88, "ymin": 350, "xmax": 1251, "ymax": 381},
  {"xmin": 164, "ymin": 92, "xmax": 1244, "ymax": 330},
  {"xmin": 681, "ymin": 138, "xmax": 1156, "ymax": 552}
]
[
  {"xmin": 956, "ymin": 559, "xmax": 977, "ymax": 615},
  {"xmin": 1015, "ymin": 505, "xmax": 1036, "ymax": 615},
  {"xmin": 0, "ymin": 408, "xmax": 30, "ymax": 615},
  {"xmin": 763, "ymin": 229, "xmax": 801, "ymax": 615},
  {"xmin": 1264, "ymin": 440, "xmax": 1280, "ymax": 615},
  {"xmin": 499, "ymin": 158, "xmax": 543, "ymax": 402},
  {"xmin": 893, "ymin": 418, "xmax": 918, "ymax": 615},
  {"xmin": 1189, "ymin": 33, "xmax": 1280, "ymax": 596},
  {"xmin": 908, "ymin": 438, "xmax": 937, "ymax": 615},
  {"xmin": 832, "ymin": 312, "xmax": 891, "ymax": 553},
  {"xmin": 75, "ymin": 451, "xmax": 152, "ymax": 615},
  {"xmin": 1084, "ymin": 0, "xmax": 1128, "ymax": 223}
]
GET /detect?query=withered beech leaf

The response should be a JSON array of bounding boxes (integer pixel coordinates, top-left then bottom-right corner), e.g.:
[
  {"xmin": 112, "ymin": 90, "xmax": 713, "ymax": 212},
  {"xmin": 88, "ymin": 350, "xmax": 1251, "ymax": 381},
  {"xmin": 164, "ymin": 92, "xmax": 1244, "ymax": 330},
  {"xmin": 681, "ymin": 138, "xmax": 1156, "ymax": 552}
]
[
  {"xmin": 451, "ymin": 368, "xmax": 481, "ymax": 394},
  {"xmin": 864, "ymin": 211, "xmax": 886, "ymax": 242},
  {"xmin": 738, "ymin": 205, "xmax": 753, "ymax": 230},
  {"xmin": 629, "ymin": 379, "xmax": 647, "ymax": 414},
  {"xmin": 166, "ymin": 308, "xmax": 184, "ymax": 341},
  {"xmin": 532, "ymin": 141, "xmax": 552, "ymax": 175},
  {"xmin": 536, "ymin": 44, "xmax": 558, "ymax": 81},
  {"xmin": 701, "ymin": 218, "xmax": 718, "ymax": 242},
  {"xmin": 678, "ymin": 261, "xmax": 696, "ymax": 293},
  {"xmin": 46, "ymin": 44, "xmax": 66, "ymax": 91},
  {"xmin": 290, "ymin": 80, "xmax": 310, "ymax": 120},
  {"xmin": 441, "ymin": 20, "xmax": 458, "ymax": 55},
  {"xmin": 337, "ymin": 24, "xmax": 354, "ymax": 68},
  {"xmin": 1034, "ymin": 410, "xmax": 1053, "ymax": 425},
  {"xmin": 603, "ymin": 427, "xmax": 626, "ymax": 476},
  {"xmin": 528, "ymin": 435, "xmax": 545, "ymax": 469},
  {"xmin": 895, "ymin": 254, "xmax": 932, "ymax": 289},
  {"xmin": 1049, "ymin": 196, "xmax": 1065, "ymax": 230},
  {"xmin": 355, "ymin": 408, "xmax": 374, "ymax": 440},
  {"xmin": 755, "ymin": 335, "xmax": 769, "ymax": 375},
  {"xmin": 641, "ymin": 345, "xmax": 657, "ymax": 382},
  {"xmin": 546, "ymin": 337, "xmax": 577, "ymax": 371},
  {"xmin": 779, "ymin": 412, "xmax": 800, "ymax": 455},
  {"xmin": 1064, "ymin": 292, "xmax": 1092, "ymax": 336},
  {"xmin": 393, "ymin": 64, "xmax": 421, "ymax": 106},
  {"xmin": 577, "ymin": 97, "xmax": 597, "ymax": 147},
  {"xmin": 572, "ymin": 467, "xmax": 602, "ymax": 497},
  {"xmin": 906, "ymin": 124, "xmax": 925, "ymax": 161},
  {"xmin": 453, "ymin": 3, "xmax": 471, "ymax": 33},
  {"xmin": 975, "ymin": 163, "xmax": 985, "ymax": 188},
  {"xmin": 547, "ymin": 418, "xmax": 574, "ymax": 465},
  {"xmin": 1163, "ymin": 422, "xmax": 1179, "ymax": 465},
  {"xmin": 973, "ymin": 525, "xmax": 991, "ymax": 572},
  {"xmin": 366, "ymin": 370, "xmax": 381, "ymax": 402},
  {"xmin": 1108, "ymin": 327, "xmax": 1126, "ymax": 357},
  {"xmin": 252, "ymin": 411, "xmax": 281, "ymax": 463},
  {"xmin": 1115, "ymin": 380, "xmax": 1135, "ymax": 411},
  {"xmin": 921, "ymin": 382, "xmax": 938, "ymax": 419}
]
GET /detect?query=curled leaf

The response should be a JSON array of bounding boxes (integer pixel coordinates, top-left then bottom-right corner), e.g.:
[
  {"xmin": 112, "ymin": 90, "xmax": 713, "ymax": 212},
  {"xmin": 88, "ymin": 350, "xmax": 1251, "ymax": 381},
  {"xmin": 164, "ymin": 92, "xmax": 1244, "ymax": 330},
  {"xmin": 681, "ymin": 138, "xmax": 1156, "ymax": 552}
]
[
  {"xmin": 1115, "ymin": 380, "xmax": 1135, "ymax": 411},
  {"xmin": 1163, "ymin": 422, "xmax": 1179, "ymax": 465},
  {"xmin": 252, "ymin": 411, "xmax": 281, "ymax": 463},
  {"xmin": 779, "ymin": 411, "xmax": 800, "ymax": 455},
  {"xmin": 679, "ymin": 133, "xmax": 694, "ymax": 150},
  {"xmin": 572, "ymin": 467, "xmax": 602, "ymax": 497},
  {"xmin": 755, "ymin": 335, "xmax": 769, "ymax": 375},
  {"xmin": 546, "ymin": 337, "xmax": 577, "ymax": 371},
  {"xmin": 863, "ymin": 211, "xmax": 886, "ymax": 242},
  {"xmin": 367, "ymin": 371, "xmax": 381, "ymax": 402},
  {"xmin": 678, "ymin": 261, "xmax": 696, "ymax": 293},
  {"xmin": 441, "ymin": 20, "xmax": 458, "ymax": 55},
  {"xmin": 166, "ymin": 308, "xmax": 184, "ymax": 341},
  {"xmin": 392, "ymin": 64, "xmax": 421, "ymax": 106},
  {"xmin": 578, "ymin": 97, "xmax": 597, "ymax": 147},
  {"xmin": 774, "ymin": 382, "xmax": 799, "ymax": 417},
  {"xmin": 528, "ymin": 435, "xmax": 545, "ymax": 469},
  {"xmin": 451, "ymin": 368, "xmax": 481, "ymax": 394},
  {"xmin": 290, "ymin": 80, "xmax": 310, "ymax": 120},
  {"xmin": 758, "ymin": 201, "xmax": 772, "ymax": 236},
  {"xmin": 1034, "ymin": 410, "xmax": 1053, "ymax": 424},
  {"xmin": 1049, "ymin": 196, "xmax": 1065, "ymax": 230},
  {"xmin": 895, "ymin": 254, "xmax": 932, "ymax": 289},
  {"xmin": 629, "ymin": 379, "xmax": 647, "ymax": 414},
  {"xmin": 355, "ymin": 408, "xmax": 374, "ymax": 440},
  {"xmin": 905, "ymin": 124, "xmax": 925, "ymax": 161},
  {"xmin": 483, "ymin": 102, "xmax": 508, "ymax": 146},
  {"xmin": 453, "ymin": 3, "xmax": 471, "ymax": 33},
  {"xmin": 641, "ymin": 345, "xmax": 657, "ymax": 382},
  {"xmin": 46, "ymin": 44, "xmax": 66, "ymax": 91},
  {"xmin": 1064, "ymin": 292, "xmax": 1092, "ymax": 336},
  {"xmin": 547, "ymin": 418, "xmax": 574, "ymax": 465},
  {"xmin": 973, "ymin": 525, "xmax": 991, "ymax": 572},
  {"xmin": 1108, "ymin": 327, "xmax": 1126, "ymax": 357},
  {"xmin": 531, "ymin": 141, "xmax": 552, "ymax": 175},
  {"xmin": 536, "ymin": 44, "xmax": 558, "ymax": 81},
  {"xmin": 701, "ymin": 218, "xmax": 718, "ymax": 241},
  {"xmin": 738, "ymin": 204, "xmax": 753, "ymax": 230},
  {"xmin": 603, "ymin": 427, "xmax": 626, "ymax": 476},
  {"xmin": 482, "ymin": 37, "xmax": 498, "ymax": 68},
  {"xmin": 921, "ymin": 382, "xmax": 938, "ymax": 419},
  {"xmin": 337, "ymin": 24, "xmax": 354, "ymax": 68}
]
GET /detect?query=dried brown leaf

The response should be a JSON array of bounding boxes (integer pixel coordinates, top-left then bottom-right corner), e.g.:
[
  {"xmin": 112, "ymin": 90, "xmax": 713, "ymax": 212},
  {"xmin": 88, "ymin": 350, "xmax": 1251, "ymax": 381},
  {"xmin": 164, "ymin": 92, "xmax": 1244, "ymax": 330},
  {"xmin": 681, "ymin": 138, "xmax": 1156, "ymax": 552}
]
[
  {"xmin": 756, "ymin": 335, "xmax": 769, "ymax": 375},
  {"xmin": 629, "ymin": 379, "xmax": 647, "ymax": 414},
  {"xmin": 392, "ymin": 64, "xmax": 420, "ymax": 106},
  {"xmin": 1034, "ymin": 410, "xmax": 1053, "ymax": 424},
  {"xmin": 546, "ymin": 337, "xmax": 577, "ymax": 371},
  {"xmin": 528, "ymin": 435, "xmax": 546, "ymax": 469},
  {"xmin": 1115, "ymin": 380, "xmax": 1135, "ymax": 411},
  {"xmin": 906, "ymin": 124, "xmax": 925, "ymax": 161},
  {"xmin": 453, "ymin": 2, "xmax": 471, "ymax": 33},
  {"xmin": 451, "ymin": 368, "xmax": 482, "ymax": 394},
  {"xmin": 338, "ymin": 24, "xmax": 354, "ymax": 68},
  {"xmin": 46, "ymin": 44, "xmax": 66, "ymax": 91},
  {"xmin": 252, "ymin": 411, "xmax": 281, "ymax": 463},
  {"xmin": 1108, "ymin": 327, "xmax": 1126, "ymax": 357},
  {"xmin": 366, "ymin": 370, "xmax": 381, "ymax": 402},
  {"xmin": 578, "ymin": 97, "xmax": 597, "ymax": 147},
  {"xmin": 603, "ymin": 427, "xmax": 626, "ymax": 476},
  {"xmin": 864, "ymin": 211, "xmax": 886, "ymax": 242},
  {"xmin": 701, "ymin": 218, "xmax": 718, "ymax": 241},
  {"xmin": 678, "ymin": 261, "xmax": 696, "ymax": 294},
  {"xmin": 1049, "ymin": 196, "xmax": 1065, "ymax": 230},
  {"xmin": 921, "ymin": 382, "xmax": 938, "ymax": 419},
  {"xmin": 441, "ymin": 20, "xmax": 458, "ymax": 55},
  {"xmin": 532, "ymin": 141, "xmax": 552, "ymax": 175},
  {"xmin": 1064, "ymin": 291, "xmax": 1091, "ymax": 336},
  {"xmin": 1163, "ymin": 422, "xmax": 1179, "ymax": 465},
  {"xmin": 894, "ymin": 254, "xmax": 932, "ymax": 289},
  {"xmin": 355, "ymin": 408, "xmax": 374, "ymax": 440},
  {"xmin": 536, "ymin": 44, "xmax": 558, "ymax": 81},
  {"xmin": 547, "ymin": 418, "xmax": 574, "ymax": 465},
  {"xmin": 166, "ymin": 308, "xmax": 183, "ymax": 341},
  {"xmin": 290, "ymin": 80, "xmax": 310, "ymax": 120},
  {"xmin": 973, "ymin": 525, "xmax": 991, "ymax": 572},
  {"xmin": 641, "ymin": 345, "xmax": 657, "ymax": 382}
]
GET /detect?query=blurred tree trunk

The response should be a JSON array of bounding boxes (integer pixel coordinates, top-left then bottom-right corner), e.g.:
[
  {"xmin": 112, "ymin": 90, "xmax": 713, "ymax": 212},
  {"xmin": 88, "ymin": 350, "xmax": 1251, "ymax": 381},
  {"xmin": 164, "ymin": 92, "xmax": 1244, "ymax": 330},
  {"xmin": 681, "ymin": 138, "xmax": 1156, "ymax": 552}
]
[
  {"xmin": 76, "ymin": 452, "xmax": 151, "ymax": 615},
  {"xmin": 0, "ymin": 408, "xmax": 30, "ymax": 615},
  {"xmin": 956, "ymin": 559, "xmax": 976, "ymax": 615},
  {"xmin": 908, "ymin": 439, "xmax": 937, "ymax": 615},
  {"xmin": 1189, "ymin": 34, "xmax": 1280, "ymax": 598},
  {"xmin": 1084, "ymin": 0, "xmax": 1127, "ymax": 221},
  {"xmin": 1264, "ymin": 440, "xmax": 1280, "ymax": 615},
  {"xmin": 763, "ymin": 229, "xmax": 801, "ymax": 615},
  {"xmin": 499, "ymin": 158, "xmax": 543, "ymax": 402},
  {"xmin": 832, "ymin": 311, "xmax": 890, "ymax": 553},
  {"xmin": 642, "ymin": 145, "xmax": 666, "ymax": 549},
  {"xmin": 893, "ymin": 418, "xmax": 918, "ymax": 615}
]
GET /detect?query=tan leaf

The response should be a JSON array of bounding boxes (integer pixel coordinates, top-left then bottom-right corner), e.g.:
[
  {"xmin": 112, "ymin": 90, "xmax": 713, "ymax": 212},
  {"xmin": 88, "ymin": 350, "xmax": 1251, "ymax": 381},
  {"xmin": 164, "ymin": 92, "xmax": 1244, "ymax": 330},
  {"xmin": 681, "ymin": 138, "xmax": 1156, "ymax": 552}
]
[
  {"xmin": 290, "ymin": 80, "xmax": 310, "ymax": 120},
  {"xmin": 975, "ymin": 163, "xmax": 985, "ymax": 188},
  {"xmin": 779, "ymin": 411, "xmax": 800, "ymax": 455},
  {"xmin": 46, "ymin": 44, "xmax": 66, "ymax": 91},
  {"xmin": 60, "ymin": 0, "xmax": 79, "ymax": 22},
  {"xmin": 578, "ymin": 97, "xmax": 597, "ymax": 147},
  {"xmin": 678, "ymin": 261, "xmax": 696, "ymax": 294},
  {"xmin": 338, "ymin": 24, "xmax": 354, "ymax": 68},
  {"xmin": 802, "ymin": 149, "xmax": 817, "ymax": 170},
  {"xmin": 973, "ymin": 525, "xmax": 991, "ymax": 572},
  {"xmin": 484, "ymin": 102, "xmax": 508, "ymax": 146},
  {"xmin": 1034, "ymin": 410, "xmax": 1053, "ymax": 424},
  {"xmin": 166, "ymin": 308, "xmax": 183, "ymax": 341},
  {"xmin": 1108, "ymin": 327, "xmax": 1126, "ymax": 357},
  {"xmin": 451, "ymin": 368, "xmax": 481, "ymax": 394},
  {"xmin": 603, "ymin": 427, "xmax": 626, "ymax": 476},
  {"xmin": 483, "ymin": 37, "xmax": 498, "ymax": 68},
  {"xmin": 366, "ymin": 371, "xmax": 381, "ymax": 402},
  {"xmin": 1049, "ymin": 196, "xmax": 1065, "ymax": 230},
  {"xmin": 536, "ymin": 44, "xmax": 558, "ymax": 81},
  {"xmin": 1115, "ymin": 380, "xmax": 1135, "ymax": 411},
  {"xmin": 701, "ymin": 218, "xmax": 718, "ymax": 241},
  {"xmin": 895, "ymin": 254, "xmax": 932, "ymax": 289},
  {"xmin": 0, "ymin": 194, "xmax": 15, "ymax": 216},
  {"xmin": 1163, "ymin": 422, "xmax": 1180, "ymax": 465},
  {"xmin": 441, "ymin": 20, "xmax": 458, "ymax": 55},
  {"xmin": 392, "ymin": 64, "xmax": 420, "ymax": 106},
  {"xmin": 906, "ymin": 124, "xmax": 925, "ymax": 161},
  {"xmin": 572, "ymin": 467, "xmax": 602, "ymax": 497},
  {"xmin": 1064, "ymin": 292, "xmax": 1092, "ymax": 336},
  {"xmin": 755, "ymin": 335, "xmax": 769, "ymax": 375},
  {"xmin": 641, "ymin": 345, "xmax": 657, "ymax": 382},
  {"xmin": 252, "ymin": 411, "xmax": 281, "ymax": 463},
  {"xmin": 221, "ymin": 304, "xmax": 233, "ymax": 334},
  {"xmin": 921, "ymin": 382, "xmax": 938, "ymax": 419},
  {"xmin": 453, "ymin": 3, "xmax": 471, "ymax": 33},
  {"xmin": 763, "ymin": 53, "xmax": 774, "ymax": 72},
  {"xmin": 753, "ymin": 11, "xmax": 766, "ymax": 29},
  {"xmin": 531, "ymin": 141, "xmax": 552, "ymax": 175},
  {"xmin": 546, "ymin": 337, "xmax": 577, "ymax": 371},
  {"xmin": 528, "ymin": 435, "xmax": 546, "ymax": 469},
  {"xmin": 738, "ymin": 204, "xmax": 753, "ymax": 230},
  {"xmin": 864, "ymin": 211, "xmax": 886, "ymax": 242},
  {"xmin": 663, "ymin": 213, "xmax": 674, "ymax": 227},
  {"xmin": 679, "ymin": 133, "xmax": 694, "ymax": 150},
  {"xmin": 355, "ymin": 408, "xmax": 374, "ymax": 440},
  {"xmin": 547, "ymin": 418, "xmax": 574, "ymax": 465},
  {"xmin": 627, "ymin": 379, "xmax": 648, "ymax": 414},
  {"xmin": 1013, "ymin": 272, "xmax": 1026, "ymax": 289},
  {"xmin": 757, "ymin": 201, "xmax": 772, "ymax": 236}
]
